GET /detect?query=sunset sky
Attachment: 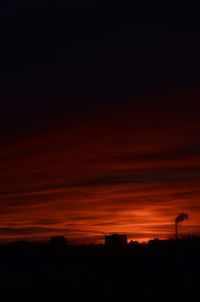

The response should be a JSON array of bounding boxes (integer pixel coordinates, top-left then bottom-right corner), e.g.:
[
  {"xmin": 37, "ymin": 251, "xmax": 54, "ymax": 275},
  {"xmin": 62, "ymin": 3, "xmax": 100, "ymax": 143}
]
[{"xmin": 0, "ymin": 1, "xmax": 200, "ymax": 243}]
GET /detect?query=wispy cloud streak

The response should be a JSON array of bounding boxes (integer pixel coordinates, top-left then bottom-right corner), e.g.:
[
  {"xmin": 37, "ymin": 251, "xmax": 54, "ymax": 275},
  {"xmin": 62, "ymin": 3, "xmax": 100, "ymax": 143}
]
[{"xmin": 0, "ymin": 94, "xmax": 200, "ymax": 242}]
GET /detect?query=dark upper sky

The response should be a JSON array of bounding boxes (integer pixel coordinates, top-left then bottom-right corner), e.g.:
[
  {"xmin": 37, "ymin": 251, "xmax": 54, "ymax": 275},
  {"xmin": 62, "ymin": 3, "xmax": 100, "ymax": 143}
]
[{"xmin": 0, "ymin": 1, "xmax": 200, "ymax": 242}]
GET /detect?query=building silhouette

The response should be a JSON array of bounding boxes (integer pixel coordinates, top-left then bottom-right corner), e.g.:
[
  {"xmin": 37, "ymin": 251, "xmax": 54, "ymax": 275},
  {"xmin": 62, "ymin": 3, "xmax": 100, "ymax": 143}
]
[{"xmin": 104, "ymin": 234, "xmax": 127, "ymax": 248}]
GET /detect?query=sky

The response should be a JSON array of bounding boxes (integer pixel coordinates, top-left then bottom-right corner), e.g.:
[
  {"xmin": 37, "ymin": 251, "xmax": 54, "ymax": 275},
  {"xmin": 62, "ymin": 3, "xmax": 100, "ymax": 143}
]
[{"xmin": 0, "ymin": 1, "xmax": 200, "ymax": 243}]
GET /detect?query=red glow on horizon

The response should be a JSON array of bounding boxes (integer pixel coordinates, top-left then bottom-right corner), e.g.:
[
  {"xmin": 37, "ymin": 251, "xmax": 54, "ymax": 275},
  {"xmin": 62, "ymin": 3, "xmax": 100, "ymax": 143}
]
[{"xmin": 0, "ymin": 92, "xmax": 200, "ymax": 243}]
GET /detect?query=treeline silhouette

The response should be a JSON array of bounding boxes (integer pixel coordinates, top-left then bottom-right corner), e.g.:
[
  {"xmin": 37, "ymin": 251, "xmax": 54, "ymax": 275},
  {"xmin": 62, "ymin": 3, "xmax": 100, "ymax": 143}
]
[{"xmin": 0, "ymin": 236, "xmax": 200, "ymax": 302}]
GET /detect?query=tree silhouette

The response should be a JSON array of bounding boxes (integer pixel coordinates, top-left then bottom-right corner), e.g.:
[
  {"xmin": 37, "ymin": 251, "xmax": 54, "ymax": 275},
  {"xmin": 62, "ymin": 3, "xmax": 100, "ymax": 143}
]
[
  {"xmin": 175, "ymin": 213, "xmax": 189, "ymax": 240},
  {"xmin": 49, "ymin": 235, "xmax": 68, "ymax": 249}
]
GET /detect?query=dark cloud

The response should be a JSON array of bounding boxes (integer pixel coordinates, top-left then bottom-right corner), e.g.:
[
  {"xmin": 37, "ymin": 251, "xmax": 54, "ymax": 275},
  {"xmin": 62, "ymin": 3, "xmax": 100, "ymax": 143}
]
[
  {"xmin": 0, "ymin": 1, "xmax": 200, "ymax": 242},
  {"xmin": 1, "ymin": 1, "xmax": 200, "ymax": 103},
  {"xmin": 0, "ymin": 226, "xmax": 65, "ymax": 236}
]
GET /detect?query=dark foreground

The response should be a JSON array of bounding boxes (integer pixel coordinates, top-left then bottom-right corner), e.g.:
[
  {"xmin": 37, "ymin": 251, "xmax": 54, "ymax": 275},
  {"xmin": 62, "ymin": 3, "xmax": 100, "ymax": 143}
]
[{"xmin": 0, "ymin": 239, "xmax": 199, "ymax": 302}]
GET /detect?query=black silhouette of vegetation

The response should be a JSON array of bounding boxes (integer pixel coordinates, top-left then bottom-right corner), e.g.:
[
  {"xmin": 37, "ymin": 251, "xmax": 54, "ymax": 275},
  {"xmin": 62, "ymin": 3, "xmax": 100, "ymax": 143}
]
[
  {"xmin": 0, "ymin": 235, "xmax": 199, "ymax": 301},
  {"xmin": 49, "ymin": 235, "xmax": 68, "ymax": 249}
]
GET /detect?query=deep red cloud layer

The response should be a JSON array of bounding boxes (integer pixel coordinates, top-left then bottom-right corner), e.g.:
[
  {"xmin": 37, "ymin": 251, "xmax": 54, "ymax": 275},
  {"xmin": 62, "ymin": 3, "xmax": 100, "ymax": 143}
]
[{"xmin": 0, "ymin": 91, "xmax": 200, "ymax": 243}]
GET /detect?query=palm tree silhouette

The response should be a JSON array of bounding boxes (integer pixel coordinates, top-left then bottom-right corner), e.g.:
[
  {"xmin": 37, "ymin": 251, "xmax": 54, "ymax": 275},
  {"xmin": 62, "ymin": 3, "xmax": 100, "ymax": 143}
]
[{"xmin": 175, "ymin": 213, "xmax": 189, "ymax": 240}]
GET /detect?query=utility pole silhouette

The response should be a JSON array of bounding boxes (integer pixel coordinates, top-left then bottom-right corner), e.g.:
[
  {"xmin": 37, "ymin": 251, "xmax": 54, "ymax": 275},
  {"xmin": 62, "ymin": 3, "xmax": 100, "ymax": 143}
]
[{"xmin": 175, "ymin": 213, "xmax": 189, "ymax": 240}]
